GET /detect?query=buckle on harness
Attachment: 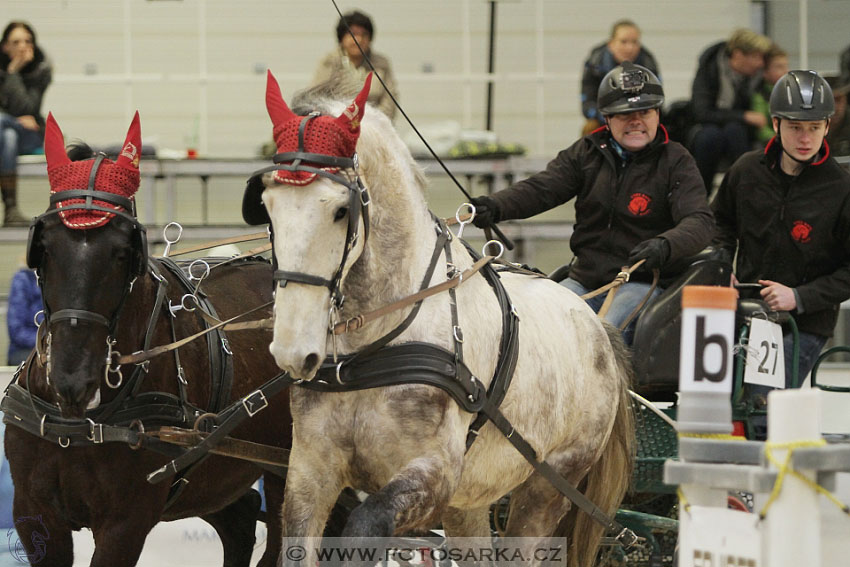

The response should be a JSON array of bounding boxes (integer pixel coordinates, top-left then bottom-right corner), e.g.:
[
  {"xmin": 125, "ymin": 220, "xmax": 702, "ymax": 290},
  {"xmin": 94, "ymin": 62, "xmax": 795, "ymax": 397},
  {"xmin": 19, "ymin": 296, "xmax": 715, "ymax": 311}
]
[
  {"xmin": 614, "ymin": 527, "xmax": 643, "ymax": 549},
  {"xmin": 87, "ymin": 418, "xmax": 104, "ymax": 443},
  {"xmin": 241, "ymin": 390, "xmax": 269, "ymax": 417}
]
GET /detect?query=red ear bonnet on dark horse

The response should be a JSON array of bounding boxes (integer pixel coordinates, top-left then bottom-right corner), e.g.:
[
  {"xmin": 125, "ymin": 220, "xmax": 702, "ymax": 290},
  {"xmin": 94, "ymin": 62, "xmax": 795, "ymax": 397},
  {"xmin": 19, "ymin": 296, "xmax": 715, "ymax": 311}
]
[{"xmin": 45, "ymin": 111, "xmax": 142, "ymax": 229}]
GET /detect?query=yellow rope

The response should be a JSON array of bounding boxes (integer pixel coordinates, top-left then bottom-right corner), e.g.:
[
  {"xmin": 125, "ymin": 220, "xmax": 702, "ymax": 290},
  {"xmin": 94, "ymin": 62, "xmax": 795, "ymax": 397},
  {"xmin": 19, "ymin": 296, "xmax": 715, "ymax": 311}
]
[
  {"xmin": 675, "ymin": 432, "xmax": 744, "ymax": 515},
  {"xmin": 678, "ymin": 432, "xmax": 745, "ymax": 441},
  {"xmin": 677, "ymin": 487, "xmax": 691, "ymax": 513},
  {"xmin": 759, "ymin": 439, "xmax": 850, "ymax": 519}
]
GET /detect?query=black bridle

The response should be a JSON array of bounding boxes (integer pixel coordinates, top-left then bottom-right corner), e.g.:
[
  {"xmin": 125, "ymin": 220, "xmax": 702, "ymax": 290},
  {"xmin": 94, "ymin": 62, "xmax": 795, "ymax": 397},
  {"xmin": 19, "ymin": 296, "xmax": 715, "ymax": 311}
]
[
  {"xmin": 243, "ymin": 113, "xmax": 371, "ymax": 309},
  {"xmin": 26, "ymin": 154, "xmax": 148, "ymax": 381}
]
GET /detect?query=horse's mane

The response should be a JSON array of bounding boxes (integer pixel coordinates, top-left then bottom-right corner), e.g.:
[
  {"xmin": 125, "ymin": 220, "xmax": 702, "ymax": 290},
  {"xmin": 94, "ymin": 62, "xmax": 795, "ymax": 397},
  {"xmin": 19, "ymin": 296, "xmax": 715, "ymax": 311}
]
[{"xmin": 66, "ymin": 140, "xmax": 96, "ymax": 162}]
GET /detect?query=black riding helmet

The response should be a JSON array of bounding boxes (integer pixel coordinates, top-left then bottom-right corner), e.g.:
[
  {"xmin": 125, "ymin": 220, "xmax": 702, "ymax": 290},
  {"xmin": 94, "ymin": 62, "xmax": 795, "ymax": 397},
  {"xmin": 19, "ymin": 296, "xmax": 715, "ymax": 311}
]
[
  {"xmin": 597, "ymin": 61, "xmax": 664, "ymax": 116},
  {"xmin": 769, "ymin": 70, "xmax": 834, "ymax": 121}
]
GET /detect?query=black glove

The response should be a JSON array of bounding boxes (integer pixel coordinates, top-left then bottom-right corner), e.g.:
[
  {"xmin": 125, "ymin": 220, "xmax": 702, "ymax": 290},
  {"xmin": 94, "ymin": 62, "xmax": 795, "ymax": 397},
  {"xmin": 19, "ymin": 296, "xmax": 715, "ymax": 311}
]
[
  {"xmin": 469, "ymin": 195, "xmax": 501, "ymax": 228},
  {"xmin": 627, "ymin": 238, "xmax": 670, "ymax": 271}
]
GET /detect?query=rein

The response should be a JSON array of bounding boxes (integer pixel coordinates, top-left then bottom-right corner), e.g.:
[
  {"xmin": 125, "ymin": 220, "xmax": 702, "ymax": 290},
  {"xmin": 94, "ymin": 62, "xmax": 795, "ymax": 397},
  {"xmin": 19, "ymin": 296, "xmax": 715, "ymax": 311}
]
[
  {"xmin": 165, "ymin": 230, "xmax": 270, "ymax": 258},
  {"xmin": 330, "ymin": 253, "xmax": 495, "ymax": 335},
  {"xmin": 579, "ymin": 259, "xmax": 659, "ymax": 330},
  {"xmin": 116, "ymin": 299, "xmax": 273, "ymax": 366}
]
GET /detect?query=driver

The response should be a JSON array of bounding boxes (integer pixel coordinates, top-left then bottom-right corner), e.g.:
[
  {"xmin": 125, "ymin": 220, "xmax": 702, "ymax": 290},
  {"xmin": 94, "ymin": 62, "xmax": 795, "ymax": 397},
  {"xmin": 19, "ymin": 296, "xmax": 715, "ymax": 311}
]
[
  {"xmin": 470, "ymin": 62, "xmax": 713, "ymax": 344},
  {"xmin": 712, "ymin": 70, "xmax": 850, "ymax": 391}
]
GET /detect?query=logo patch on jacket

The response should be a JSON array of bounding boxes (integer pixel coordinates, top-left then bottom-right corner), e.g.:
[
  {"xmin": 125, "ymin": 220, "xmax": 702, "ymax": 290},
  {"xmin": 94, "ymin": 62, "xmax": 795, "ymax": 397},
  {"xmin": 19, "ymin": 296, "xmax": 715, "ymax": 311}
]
[
  {"xmin": 628, "ymin": 193, "xmax": 652, "ymax": 216},
  {"xmin": 791, "ymin": 220, "xmax": 812, "ymax": 243}
]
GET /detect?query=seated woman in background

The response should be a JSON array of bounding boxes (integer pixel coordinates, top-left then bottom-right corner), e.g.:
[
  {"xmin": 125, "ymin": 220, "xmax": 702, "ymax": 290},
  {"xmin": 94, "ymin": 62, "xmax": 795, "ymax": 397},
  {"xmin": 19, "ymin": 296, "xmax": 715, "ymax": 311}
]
[
  {"xmin": 0, "ymin": 21, "xmax": 52, "ymax": 227},
  {"xmin": 580, "ymin": 19, "xmax": 660, "ymax": 136},
  {"xmin": 312, "ymin": 10, "xmax": 398, "ymax": 120}
]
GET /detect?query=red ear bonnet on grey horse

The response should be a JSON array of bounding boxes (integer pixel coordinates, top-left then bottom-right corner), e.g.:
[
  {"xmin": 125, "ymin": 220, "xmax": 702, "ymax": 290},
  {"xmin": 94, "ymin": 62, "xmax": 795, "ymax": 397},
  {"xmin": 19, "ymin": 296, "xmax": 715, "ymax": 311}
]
[
  {"xmin": 242, "ymin": 71, "xmax": 372, "ymax": 225},
  {"xmin": 45, "ymin": 111, "xmax": 142, "ymax": 229}
]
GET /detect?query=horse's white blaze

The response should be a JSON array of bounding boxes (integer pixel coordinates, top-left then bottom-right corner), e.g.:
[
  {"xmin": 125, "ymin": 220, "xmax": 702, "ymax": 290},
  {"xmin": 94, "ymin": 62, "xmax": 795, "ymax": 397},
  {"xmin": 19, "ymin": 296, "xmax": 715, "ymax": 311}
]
[
  {"xmin": 263, "ymin": 181, "xmax": 363, "ymax": 379},
  {"xmin": 269, "ymin": 283, "xmax": 330, "ymax": 379}
]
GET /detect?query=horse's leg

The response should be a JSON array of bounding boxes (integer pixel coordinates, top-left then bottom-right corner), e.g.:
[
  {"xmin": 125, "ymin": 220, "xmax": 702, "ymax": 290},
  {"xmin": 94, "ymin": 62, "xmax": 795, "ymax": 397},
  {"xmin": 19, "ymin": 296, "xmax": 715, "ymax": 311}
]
[
  {"xmin": 280, "ymin": 448, "xmax": 347, "ymax": 566},
  {"xmin": 88, "ymin": 522, "xmax": 155, "ymax": 567},
  {"xmin": 10, "ymin": 509, "xmax": 73, "ymax": 567},
  {"xmin": 201, "ymin": 487, "xmax": 262, "ymax": 567},
  {"xmin": 341, "ymin": 456, "xmax": 458, "ymax": 538},
  {"xmin": 257, "ymin": 472, "xmax": 286, "ymax": 567},
  {"xmin": 503, "ymin": 470, "xmax": 580, "ymax": 567},
  {"xmin": 441, "ymin": 506, "xmax": 490, "ymax": 537},
  {"xmin": 441, "ymin": 506, "xmax": 491, "ymax": 567}
]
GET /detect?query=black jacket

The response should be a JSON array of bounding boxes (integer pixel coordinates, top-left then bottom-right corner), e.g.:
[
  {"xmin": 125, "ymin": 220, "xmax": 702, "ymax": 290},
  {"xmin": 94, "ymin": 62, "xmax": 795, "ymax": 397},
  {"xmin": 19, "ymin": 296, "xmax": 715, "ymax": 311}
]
[
  {"xmin": 0, "ymin": 46, "xmax": 52, "ymax": 131},
  {"xmin": 712, "ymin": 139, "xmax": 850, "ymax": 337},
  {"xmin": 691, "ymin": 41, "xmax": 759, "ymax": 126},
  {"xmin": 487, "ymin": 126, "xmax": 714, "ymax": 289}
]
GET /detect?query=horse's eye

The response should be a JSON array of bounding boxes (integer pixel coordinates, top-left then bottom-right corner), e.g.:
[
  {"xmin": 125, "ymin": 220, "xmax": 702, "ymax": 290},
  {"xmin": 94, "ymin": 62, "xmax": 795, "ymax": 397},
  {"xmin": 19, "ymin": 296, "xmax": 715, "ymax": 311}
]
[{"xmin": 334, "ymin": 207, "xmax": 349, "ymax": 221}]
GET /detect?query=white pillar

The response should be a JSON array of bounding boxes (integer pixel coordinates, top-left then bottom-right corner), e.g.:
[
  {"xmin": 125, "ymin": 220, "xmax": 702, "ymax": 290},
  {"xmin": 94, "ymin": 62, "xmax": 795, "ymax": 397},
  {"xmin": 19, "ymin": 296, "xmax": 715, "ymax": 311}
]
[{"xmin": 764, "ymin": 388, "xmax": 821, "ymax": 567}]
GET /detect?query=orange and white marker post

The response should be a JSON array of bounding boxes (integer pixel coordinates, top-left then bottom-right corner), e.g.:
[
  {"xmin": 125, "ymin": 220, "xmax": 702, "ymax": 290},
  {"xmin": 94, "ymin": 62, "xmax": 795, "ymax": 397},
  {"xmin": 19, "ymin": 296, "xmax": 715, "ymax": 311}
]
[{"xmin": 678, "ymin": 285, "xmax": 737, "ymax": 435}]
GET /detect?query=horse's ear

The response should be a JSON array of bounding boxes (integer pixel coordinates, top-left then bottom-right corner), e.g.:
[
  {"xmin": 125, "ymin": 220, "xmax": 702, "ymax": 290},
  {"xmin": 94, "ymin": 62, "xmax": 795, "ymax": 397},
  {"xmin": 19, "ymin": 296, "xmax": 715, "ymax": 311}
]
[
  {"xmin": 44, "ymin": 112, "xmax": 70, "ymax": 169},
  {"xmin": 265, "ymin": 70, "xmax": 297, "ymax": 126},
  {"xmin": 335, "ymin": 72, "xmax": 372, "ymax": 133},
  {"xmin": 115, "ymin": 111, "xmax": 142, "ymax": 170}
]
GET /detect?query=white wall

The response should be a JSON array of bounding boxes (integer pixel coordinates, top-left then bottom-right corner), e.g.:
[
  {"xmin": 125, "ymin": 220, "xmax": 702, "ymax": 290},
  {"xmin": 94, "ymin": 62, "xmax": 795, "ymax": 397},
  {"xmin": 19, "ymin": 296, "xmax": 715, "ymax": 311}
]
[
  {"xmin": 765, "ymin": 0, "xmax": 850, "ymax": 72},
  {"xmin": 6, "ymin": 0, "xmax": 764, "ymax": 159}
]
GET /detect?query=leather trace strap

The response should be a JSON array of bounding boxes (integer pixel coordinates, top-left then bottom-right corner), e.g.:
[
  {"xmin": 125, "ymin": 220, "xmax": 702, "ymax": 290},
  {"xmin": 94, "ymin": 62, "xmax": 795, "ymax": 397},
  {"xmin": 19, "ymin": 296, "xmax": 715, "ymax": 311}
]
[
  {"xmin": 151, "ymin": 426, "xmax": 291, "ymax": 469},
  {"xmin": 146, "ymin": 371, "xmax": 295, "ymax": 484}
]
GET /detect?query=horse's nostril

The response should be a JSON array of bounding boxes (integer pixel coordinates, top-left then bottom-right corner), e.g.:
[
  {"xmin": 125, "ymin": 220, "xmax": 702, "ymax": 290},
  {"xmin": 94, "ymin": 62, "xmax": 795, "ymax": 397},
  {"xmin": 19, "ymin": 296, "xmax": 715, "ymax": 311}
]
[{"xmin": 303, "ymin": 353, "xmax": 320, "ymax": 375}]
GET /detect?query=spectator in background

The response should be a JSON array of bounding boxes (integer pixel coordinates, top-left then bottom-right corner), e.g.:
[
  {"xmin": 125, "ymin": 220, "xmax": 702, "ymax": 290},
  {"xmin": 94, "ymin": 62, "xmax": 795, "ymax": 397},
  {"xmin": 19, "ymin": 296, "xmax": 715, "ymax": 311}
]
[
  {"xmin": 690, "ymin": 28, "xmax": 772, "ymax": 192},
  {"xmin": 312, "ymin": 10, "xmax": 398, "ymax": 120},
  {"xmin": 6, "ymin": 265, "xmax": 41, "ymax": 366},
  {"xmin": 0, "ymin": 21, "xmax": 51, "ymax": 227},
  {"xmin": 751, "ymin": 44, "xmax": 789, "ymax": 146},
  {"xmin": 580, "ymin": 19, "xmax": 660, "ymax": 136},
  {"xmin": 825, "ymin": 74, "xmax": 850, "ymax": 157}
]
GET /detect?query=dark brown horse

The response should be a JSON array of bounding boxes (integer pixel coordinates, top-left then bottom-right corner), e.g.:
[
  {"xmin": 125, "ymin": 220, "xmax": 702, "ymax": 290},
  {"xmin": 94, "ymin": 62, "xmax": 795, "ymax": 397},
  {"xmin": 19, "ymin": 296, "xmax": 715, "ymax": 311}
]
[{"xmin": 2, "ymin": 113, "xmax": 291, "ymax": 567}]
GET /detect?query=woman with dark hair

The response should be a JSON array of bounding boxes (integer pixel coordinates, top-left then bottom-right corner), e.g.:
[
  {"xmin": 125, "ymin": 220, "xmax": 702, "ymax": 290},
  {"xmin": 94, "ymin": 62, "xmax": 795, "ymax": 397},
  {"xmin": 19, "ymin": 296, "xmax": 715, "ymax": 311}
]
[
  {"xmin": 580, "ymin": 20, "xmax": 660, "ymax": 135},
  {"xmin": 0, "ymin": 21, "xmax": 52, "ymax": 226},
  {"xmin": 312, "ymin": 10, "xmax": 398, "ymax": 120}
]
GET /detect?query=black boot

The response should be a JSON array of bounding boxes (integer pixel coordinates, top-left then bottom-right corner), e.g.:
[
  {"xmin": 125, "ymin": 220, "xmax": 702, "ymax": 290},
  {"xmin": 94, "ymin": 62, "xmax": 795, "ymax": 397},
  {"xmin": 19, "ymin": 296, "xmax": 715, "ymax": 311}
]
[{"xmin": 1, "ymin": 174, "xmax": 29, "ymax": 227}]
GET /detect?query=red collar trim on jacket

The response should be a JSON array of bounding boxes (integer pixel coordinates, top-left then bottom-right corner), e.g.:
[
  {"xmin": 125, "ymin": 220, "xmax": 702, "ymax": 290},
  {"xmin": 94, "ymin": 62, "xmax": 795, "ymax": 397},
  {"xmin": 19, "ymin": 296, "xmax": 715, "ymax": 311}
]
[
  {"xmin": 765, "ymin": 136, "xmax": 830, "ymax": 166},
  {"xmin": 811, "ymin": 140, "xmax": 830, "ymax": 166},
  {"xmin": 764, "ymin": 136, "xmax": 777, "ymax": 154}
]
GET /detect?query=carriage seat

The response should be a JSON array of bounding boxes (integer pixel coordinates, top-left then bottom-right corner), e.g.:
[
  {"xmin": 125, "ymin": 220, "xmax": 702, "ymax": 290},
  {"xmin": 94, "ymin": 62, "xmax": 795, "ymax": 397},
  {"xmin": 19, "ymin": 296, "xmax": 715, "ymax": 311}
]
[{"xmin": 630, "ymin": 249, "xmax": 732, "ymax": 401}]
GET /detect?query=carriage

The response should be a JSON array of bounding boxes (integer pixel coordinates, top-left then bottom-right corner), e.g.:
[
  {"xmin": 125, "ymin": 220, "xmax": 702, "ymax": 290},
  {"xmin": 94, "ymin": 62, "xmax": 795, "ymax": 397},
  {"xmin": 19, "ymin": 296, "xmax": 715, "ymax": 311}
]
[{"xmin": 4, "ymin": 73, "xmax": 848, "ymax": 567}]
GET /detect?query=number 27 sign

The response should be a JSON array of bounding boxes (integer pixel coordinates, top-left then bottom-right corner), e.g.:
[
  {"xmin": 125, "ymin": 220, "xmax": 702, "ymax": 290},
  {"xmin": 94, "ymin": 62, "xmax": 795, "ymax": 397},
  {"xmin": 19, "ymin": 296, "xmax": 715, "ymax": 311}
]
[{"xmin": 743, "ymin": 318, "xmax": 786, "ymax": 389}]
